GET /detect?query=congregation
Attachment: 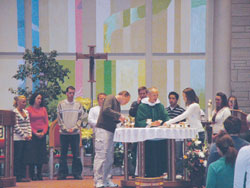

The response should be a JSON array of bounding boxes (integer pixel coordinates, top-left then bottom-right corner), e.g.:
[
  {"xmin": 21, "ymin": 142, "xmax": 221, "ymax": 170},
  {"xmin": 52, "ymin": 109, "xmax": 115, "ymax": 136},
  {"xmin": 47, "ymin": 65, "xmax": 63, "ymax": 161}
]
[{"xmin": 12, "ymin": 85, "xmax": 250, "ymax": 188}]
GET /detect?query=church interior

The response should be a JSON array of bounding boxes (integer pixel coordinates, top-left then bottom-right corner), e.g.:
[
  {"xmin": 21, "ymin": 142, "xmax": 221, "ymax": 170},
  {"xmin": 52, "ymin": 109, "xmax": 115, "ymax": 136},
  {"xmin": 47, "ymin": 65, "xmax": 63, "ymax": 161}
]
[{"xmin": 0, "ymin": 0, "xmax": 250, "ymax": 187}]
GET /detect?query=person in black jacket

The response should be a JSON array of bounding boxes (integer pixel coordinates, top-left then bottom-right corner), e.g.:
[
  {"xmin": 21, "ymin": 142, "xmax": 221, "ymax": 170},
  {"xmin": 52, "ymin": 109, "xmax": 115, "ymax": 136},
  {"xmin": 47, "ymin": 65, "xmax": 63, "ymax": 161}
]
[{"xmin": 129, "ymin": 86, "xmax": 148, "ymax": 117}]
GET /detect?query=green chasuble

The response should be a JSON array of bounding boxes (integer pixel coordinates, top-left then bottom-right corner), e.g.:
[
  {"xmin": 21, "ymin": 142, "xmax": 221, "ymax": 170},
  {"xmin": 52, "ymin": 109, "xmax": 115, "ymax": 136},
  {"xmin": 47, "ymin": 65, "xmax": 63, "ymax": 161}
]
[
  {"xmin": 135, "ymin": 102, "xmax": 169, "ymax": 127},
  {"xmin": 134, "ymin": 99, "xmax": 169, "ymax": 177}
]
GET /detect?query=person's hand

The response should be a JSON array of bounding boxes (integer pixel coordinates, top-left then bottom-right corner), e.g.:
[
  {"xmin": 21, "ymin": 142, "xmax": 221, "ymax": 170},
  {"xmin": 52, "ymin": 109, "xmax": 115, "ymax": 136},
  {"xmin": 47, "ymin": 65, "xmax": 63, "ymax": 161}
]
[
  {"xmin": 151, "ymin": 120, "xmax": 161, "ymax": 126},
  {"xmin": 36, "ymin": 132, "xmax": 44, "ymax": 138},
  {"xmin": 119, "ymin": 114, "xmax": 126, "ymax": 123},
  {"xmin": 25, "ymin": 136, "xmax": 32, "ymax": 141},
  {"xmin": 68, "ymin": 129, "xmax": 73, "ymax": 133},
  {"xmin": 163, "ymin": 122, "xmax": 168, "ymax": 126},
  {"xmin": 137, "ymin": 97, "xmax": 141, "ymax": 104}
]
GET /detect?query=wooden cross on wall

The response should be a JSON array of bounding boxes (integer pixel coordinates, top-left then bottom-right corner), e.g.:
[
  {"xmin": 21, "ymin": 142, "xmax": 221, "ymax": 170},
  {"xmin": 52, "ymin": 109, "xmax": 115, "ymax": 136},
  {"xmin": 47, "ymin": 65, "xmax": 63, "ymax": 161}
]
[{"xmin": 76, "ymin": 45, "xmax": 108, "ymax": 107}]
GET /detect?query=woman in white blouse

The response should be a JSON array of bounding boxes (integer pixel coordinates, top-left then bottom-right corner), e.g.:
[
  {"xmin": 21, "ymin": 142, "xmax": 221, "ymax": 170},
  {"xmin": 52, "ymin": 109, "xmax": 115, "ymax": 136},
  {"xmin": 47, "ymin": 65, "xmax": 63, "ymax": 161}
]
[
  {"xmin": 164, "ymin": 88, "xmax": 204, "ymax": 142},
  {"xmin": 211, "ymin": 92, "xmax": 231, "ymax": 138}
]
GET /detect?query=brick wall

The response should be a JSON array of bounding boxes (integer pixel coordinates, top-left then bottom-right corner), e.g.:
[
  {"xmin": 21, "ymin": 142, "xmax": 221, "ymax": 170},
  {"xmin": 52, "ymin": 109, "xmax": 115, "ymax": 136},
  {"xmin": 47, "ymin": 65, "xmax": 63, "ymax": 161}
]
[{"xmin": 231, "ymin": 0, "xmax": 250, "ymax": 113}]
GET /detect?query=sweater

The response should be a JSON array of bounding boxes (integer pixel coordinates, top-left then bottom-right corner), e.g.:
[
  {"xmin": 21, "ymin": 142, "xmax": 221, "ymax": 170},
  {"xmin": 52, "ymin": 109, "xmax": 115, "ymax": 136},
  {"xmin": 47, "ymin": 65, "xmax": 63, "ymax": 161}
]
[
  {"xmin": 165, "ymin": 103, "xmax": 204, "ymax": 132},
  {"xmin": 211, "ymin": 107, "xmax": 231, "ymax": 134},
  {"xmin": 13, "ymin": 108, "xmax": 32, "ymax": 141},
  {"xmin": 206, "ymin": 157, "xmax": 234, "ymax": 188},
  {"xmin": 234, "ymin": 145, "xmax": 250, "ymax": 188},
  {"xmin": 26, "ymin": 106, "xmax": 49, "ymax": 135},
  {"xmin": 57, "ymin": 99, "xmax": 84, "ymax": 135}
]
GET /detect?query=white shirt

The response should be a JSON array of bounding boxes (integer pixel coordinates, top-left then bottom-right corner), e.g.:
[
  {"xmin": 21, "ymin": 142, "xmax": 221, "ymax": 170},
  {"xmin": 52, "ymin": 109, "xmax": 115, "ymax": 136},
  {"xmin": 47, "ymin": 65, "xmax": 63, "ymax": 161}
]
[
  {"xmin": 88, "ymin": 105, "xmax": 101, "ymax": 129},
  {"xmin": 211, "ymin": 107, "xmax": 231, "ymax": 134},
  {"xmin": 165, "ymin": 103, "xmax": 204, "ymax": 132},
  {"xmin": 234, "ymin": 145, "xmax": 250, "ymax": 188}
]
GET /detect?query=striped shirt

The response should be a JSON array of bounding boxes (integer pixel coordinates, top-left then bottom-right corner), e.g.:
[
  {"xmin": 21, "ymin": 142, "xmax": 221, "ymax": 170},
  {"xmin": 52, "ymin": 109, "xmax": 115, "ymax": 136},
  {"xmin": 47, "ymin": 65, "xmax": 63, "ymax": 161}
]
[
  {"xmin": 13, "ymin": 108, "xmax": 32, "ymax": 141},
  {"xmin": 166, "ymin": 105, "xmax": 185, "ymax": 120}
]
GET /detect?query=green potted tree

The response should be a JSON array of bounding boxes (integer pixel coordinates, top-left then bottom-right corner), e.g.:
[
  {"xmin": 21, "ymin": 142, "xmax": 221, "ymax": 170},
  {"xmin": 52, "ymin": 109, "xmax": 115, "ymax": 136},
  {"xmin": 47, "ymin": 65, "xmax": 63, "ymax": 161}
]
[{"xmin": 9, "ymin": 46, "xmax": 70, "ymax": 121}]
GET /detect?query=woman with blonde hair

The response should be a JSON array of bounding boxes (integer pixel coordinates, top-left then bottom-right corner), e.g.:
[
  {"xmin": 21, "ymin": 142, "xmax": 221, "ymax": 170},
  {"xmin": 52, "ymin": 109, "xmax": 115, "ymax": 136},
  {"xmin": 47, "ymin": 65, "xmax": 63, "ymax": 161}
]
[{"xmin": 13, "ymin": 95, "xmax": 32, "ymax": 182}]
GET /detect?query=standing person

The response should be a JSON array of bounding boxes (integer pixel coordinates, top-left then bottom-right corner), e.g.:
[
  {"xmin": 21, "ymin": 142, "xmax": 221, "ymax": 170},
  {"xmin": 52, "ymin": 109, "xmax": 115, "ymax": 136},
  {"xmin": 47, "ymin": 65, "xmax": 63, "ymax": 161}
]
[
  {"xmin": 211, "ymin": 92, "xmax": 231, "ymax": 139},
  {"xmin": 164, "ymin": 88, "xmax": 205, "ymax": 142},
  {"xmin": 228, "ymin": 95, "xmax": 239, "ymax": 110},
  {"xmin": 94, "ymin": 91, "xmax": 130, "ymax": 188},
  {"xmin": 13, "ymin": 95, "xmax": 32, "ymax": 182},
  {"xmin": 128, "ymin": 86, "xmax": 147, "ymax": 177},
  {"xmin": 57, "ymin": 86, "xmax": 84, "ymax": 180},
  {"xmin": 206, "ymin": 132, "xmax": 238, "ymax": 188},
  {"xmin": 88, "ymin": 93, "xmax": 107, "ymax": 132},
  {"xmin": 88, "ymin": 93, "xmax": 107, "ymax": 154},
  {"xmin": 26, "ymin": 93, "xmax": 49, "ymax": 181},
  {"xmin": 135, "ymin": 87, "xmax": 169, "ymax": 177},
  {"xmin": 166, "ymin": 91, "xmax": 185, "ymax": 178},
  {"xmin": 129, "ymin": 86, "xmax": 148, "ymax": 117}
]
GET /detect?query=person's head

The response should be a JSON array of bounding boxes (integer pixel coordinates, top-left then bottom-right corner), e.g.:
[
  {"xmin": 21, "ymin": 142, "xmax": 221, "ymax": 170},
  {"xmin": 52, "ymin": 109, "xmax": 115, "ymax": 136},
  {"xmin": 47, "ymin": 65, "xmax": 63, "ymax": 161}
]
[
  {"xmin": 216, "ymin": 132, "xmax": 238, "ymax": 166},
  {"xmin": 223, "ymin": 116, "xmax": 241, "ymax": 134},
  {"xmin": 97, "ymin": 93, "xmax": 107, "ymax": 106},
  {"xmin": 182, "ymin": 88, "xmax": 199, "ymax": 106},
  {"xmin": 148, "ymin": 87, "xmax": 159, "ymax": 103},
  {"xmin": 168, "ymin": 91, "xmax": 179, "ymax": 107},
  {"xmin": 215, "ymin": 92, "xmax": 228, "ymax": 110},
  {"xmin": 13, "ymin": 95, "xmax": 27, "ymax": 109},
  {"xmin": 228, "ymin": 96, "xmax": 239, "ymax": 110},
  {"xmin": 29, "ymin": 93, "xmax": 45, "ymax": 107},
  {"xmin": 117, "ymin": 91, "xmax": 131, "ymax": 105},
  {"xmin": 66, "ymin": 86, "xmax": 75, "ymax": 102},
  {"xmin": 138, "ymin": 86, "xmax": 148, "ymax": 99}
]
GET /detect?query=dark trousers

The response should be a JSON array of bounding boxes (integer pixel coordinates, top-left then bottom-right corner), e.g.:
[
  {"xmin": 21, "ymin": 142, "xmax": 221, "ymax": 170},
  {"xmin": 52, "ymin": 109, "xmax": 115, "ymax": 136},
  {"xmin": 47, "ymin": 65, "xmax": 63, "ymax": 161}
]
[
  {"xmin": 58, "ymin": 134, "xmax": 82, "ymax": 177},
  {"xmin": 14, "ymin": 140, "xmax": 30, "ymax": 179}
]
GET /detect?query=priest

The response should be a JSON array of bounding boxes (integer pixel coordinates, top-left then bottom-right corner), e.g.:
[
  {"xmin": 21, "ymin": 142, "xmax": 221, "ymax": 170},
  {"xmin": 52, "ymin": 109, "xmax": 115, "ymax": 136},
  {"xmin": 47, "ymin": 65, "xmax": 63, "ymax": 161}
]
[{"xmin": 135, "ymin": 87, "xmax": 169, "ymax": 177}]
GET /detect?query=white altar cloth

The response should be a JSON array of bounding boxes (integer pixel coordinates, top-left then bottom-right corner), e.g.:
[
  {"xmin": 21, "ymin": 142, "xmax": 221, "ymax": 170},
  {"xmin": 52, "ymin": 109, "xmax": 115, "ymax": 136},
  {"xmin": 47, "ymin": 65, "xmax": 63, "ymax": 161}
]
[{"xmin": 113, "ymin": 127, "xmax": 198, "ymax": 143}]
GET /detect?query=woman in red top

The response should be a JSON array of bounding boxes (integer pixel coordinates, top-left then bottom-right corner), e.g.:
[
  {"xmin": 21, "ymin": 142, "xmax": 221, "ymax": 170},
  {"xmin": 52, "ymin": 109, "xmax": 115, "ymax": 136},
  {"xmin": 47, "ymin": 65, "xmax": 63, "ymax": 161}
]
[{"xmin": 26, "ymin": 93, "xmax": 49, "ymax": 180}]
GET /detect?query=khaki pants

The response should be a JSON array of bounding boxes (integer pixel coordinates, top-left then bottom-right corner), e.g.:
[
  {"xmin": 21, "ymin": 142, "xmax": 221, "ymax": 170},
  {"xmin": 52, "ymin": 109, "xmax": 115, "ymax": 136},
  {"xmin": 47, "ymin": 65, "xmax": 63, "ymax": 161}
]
[{"xmin": 93, "ymin": 128, "xmax": 114, "ymax": 185}]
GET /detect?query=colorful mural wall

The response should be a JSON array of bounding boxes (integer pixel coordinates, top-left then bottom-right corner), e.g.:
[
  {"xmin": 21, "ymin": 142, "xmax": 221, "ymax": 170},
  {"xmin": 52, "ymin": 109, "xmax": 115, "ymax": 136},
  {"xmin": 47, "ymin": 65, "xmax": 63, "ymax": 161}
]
[{"xmin": 0, "ymin": 0, "xmax": 206, "ymax": 110}]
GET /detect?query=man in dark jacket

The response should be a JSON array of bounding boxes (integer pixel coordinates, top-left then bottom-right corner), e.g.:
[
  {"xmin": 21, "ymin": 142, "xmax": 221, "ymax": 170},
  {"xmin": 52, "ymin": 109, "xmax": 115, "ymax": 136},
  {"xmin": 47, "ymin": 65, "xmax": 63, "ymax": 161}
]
[{"xmin": 93, "ymin": 91, "xmax": 130, "ymax": 188}]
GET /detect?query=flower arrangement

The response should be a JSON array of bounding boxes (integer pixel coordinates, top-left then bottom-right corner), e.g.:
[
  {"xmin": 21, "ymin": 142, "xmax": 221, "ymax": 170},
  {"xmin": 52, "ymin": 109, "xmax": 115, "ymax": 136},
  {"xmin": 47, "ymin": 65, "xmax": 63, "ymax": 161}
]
[{"xmin": 183, "ymin": 138, "xmax": 208, "ymax": 187}]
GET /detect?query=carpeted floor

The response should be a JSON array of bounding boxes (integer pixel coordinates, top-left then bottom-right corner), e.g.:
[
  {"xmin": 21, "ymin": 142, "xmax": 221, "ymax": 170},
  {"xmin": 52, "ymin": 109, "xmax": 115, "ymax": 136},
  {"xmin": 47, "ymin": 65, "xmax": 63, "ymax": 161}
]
[{"xmin": 10, "ymin": 176, "xmax": 123, "ymax": 188}]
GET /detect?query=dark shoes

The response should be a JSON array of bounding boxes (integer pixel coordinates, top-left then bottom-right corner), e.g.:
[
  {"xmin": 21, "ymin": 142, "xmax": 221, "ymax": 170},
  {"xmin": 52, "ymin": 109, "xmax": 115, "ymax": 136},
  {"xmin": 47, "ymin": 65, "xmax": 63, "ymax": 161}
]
[
  {"xmin": 74, "ymin": 175, "xmax": 83, "ymax": 180},
  {"xmin": 37, "ymin": 175, "xmax": 43, "ymax": 181},
  {"xmin": 57, "ymin": 175, "xmax": 82, "ymax": 180},
  {"xmin": 57, "ymin": 175, "xmax": 66, "ymax": 180},
  {"xmin": 16, "ymin": 178, "xmax": 31, "ymax": 182},
  {"xmin": 31, "ymin": 174, "xmax": 43, "ymax": 181}
]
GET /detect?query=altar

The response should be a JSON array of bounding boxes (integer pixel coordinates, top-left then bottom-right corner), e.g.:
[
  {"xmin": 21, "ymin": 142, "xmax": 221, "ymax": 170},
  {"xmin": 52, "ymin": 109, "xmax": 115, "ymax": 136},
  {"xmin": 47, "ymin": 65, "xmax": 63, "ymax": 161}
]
[{"xmin": 114, "ymin": 127, "xmax": 198, "ymax": 188}]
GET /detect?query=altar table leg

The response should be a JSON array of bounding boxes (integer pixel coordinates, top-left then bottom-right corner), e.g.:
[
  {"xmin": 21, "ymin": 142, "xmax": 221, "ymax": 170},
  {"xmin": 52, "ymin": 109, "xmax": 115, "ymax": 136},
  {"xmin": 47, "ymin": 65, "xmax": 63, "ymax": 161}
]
[
  {"xmin": 138, "ymin": 142, "xmax": 145, "ymax": 177},
  {"xmin": 170, "ymin": 139, "xmax": 176, "ymax": 181},
  {"xmin": 124, "ymin": 143, "xmax": 128, "ymax": 181}
]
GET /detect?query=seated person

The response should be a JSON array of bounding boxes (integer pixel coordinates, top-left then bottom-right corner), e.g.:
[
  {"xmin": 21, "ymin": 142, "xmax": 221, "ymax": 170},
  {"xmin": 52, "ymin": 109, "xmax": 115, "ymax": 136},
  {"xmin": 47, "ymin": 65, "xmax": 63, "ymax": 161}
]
[
  {"xmin": 234, "ymin": 145, "xmax": 250, "ymax": 188},
  {"xmin": 207, "ymin": 116, "xmax": 249, "ymax": 171},
  {"xmin": 206, "ymin": 132, "xmax": 238, "ymax": 188},
  {"xmin": 135, "ymin": 87, "xmax": 169, "ymax": 177}
]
